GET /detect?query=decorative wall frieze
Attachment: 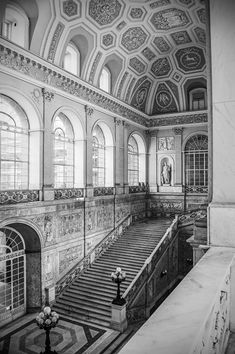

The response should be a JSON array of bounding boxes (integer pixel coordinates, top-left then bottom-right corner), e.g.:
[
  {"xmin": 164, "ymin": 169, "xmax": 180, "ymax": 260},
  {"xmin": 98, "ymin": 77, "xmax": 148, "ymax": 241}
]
[
  {"xmin": 0, "ymin": 190, "xmax": 39, "ymax": 204},
  {"xmin": 54, "ymin": 188, "xmax": 84, "ymax": 200},
  {"xmin": 93, "ymin": 187, "xmax": 114, "ymax": 197},
  {"xmin": 129, "ymin": 183, "xmax": 148, "ymax": 193},
  {"xmin": 0, "ymin": 41, "xmax": 208, "ymax": 129},
  {"xmin": 148, "ymin": 112, "xmax": 208, "ymax": 128}
]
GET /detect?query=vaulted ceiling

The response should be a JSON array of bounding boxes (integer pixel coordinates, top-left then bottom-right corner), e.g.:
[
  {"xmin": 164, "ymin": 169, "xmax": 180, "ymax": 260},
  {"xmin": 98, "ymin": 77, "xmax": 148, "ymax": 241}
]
[{"xmin": 9, "ymin": 0, "xmax": 208, "ymax": 116}]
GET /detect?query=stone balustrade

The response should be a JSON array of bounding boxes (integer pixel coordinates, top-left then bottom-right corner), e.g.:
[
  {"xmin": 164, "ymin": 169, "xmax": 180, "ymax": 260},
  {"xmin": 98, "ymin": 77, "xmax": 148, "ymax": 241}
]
[{"xmin": 119, "ymin": 246, "xmax": 235, "ymax": 354}]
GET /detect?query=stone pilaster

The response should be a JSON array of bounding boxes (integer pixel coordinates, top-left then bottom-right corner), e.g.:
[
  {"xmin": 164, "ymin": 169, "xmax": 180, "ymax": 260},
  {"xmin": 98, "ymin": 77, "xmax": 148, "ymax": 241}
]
[
  {"xmin": 173, "ymin": 127, "xmax": 184, "ymax": 189},
  {"xmin": 84, "ymin": 105, "xmax": 94, "ymax": 197},
  {"xmin": 42, "ymin": 88, "xmax": 54, "ymax": 201}
]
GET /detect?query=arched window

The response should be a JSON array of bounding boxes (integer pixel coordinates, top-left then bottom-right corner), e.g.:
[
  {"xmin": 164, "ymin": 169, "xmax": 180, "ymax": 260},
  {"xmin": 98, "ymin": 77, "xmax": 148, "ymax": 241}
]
[
  {"xmin": 99, "ymin": 66, "xmax": 111, "ymax": 93},
  {"xmin": 53, "ymin": 115, "xmax": 74, "ymax": 188},
  {"xmin": 128, "ymin": 136, "xmax": 139, "ymax": 186},
  {"xmin": 0, "ymin": 95, "xmax": 29, "ymax": 190},
  {"xmin": 62, "ymin": 42, "xmax": 80, "ymax": 76},
  {"xmin": 189, "ymin": 88, "xmax": 207, "ymax": 111},
  {"xmin": 184, "ymin": 134, "xmax": 208, "ymax": 193},
  {"xmin": 92, "ymin": 125, "xmax": 105, "ymax": 187},
  {"xmin": 2, "ymin": 4, "xmax": 29, "ymax": 49},
  {"xmin": 0, "ymin": 227, "xmax": 26, "ymax": 324},
  {"xmin": 128, "ymin": 134, "xmax": 146, "ymax": 186}
]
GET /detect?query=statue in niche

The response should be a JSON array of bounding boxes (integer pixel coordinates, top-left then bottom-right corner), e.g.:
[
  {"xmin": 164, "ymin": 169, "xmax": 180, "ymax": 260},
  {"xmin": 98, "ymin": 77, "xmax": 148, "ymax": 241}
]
[{"xmin": 161, "ymin": 161, "xmax": 171, "ymax": 185}]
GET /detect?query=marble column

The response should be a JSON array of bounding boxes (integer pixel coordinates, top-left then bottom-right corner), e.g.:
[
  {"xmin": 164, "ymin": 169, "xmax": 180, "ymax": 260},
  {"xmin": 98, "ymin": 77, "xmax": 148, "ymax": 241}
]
[{"xmin": 209, "ymin": 0, "xmax": 235, "ymax": 246}]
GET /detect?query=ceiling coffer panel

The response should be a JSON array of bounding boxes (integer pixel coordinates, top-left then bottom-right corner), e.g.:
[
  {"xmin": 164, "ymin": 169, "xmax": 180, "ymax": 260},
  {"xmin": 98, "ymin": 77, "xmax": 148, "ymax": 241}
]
[{"xmin": 43, "ymin": 0, "xmax": 208, "ymax": 115}]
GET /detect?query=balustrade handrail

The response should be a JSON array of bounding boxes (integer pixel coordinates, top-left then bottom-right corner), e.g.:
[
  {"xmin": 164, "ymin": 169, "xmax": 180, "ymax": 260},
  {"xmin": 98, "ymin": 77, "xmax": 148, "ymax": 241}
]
[
  {"xmin": 55, "ymin": 214, "xmax": 131, "ymax": 296},
  {"xmin": 178, "ymin": 208, "xmax": 207, "ymax": 225},
  {"xmin": 123, "ymin": 216, "xmax": 178, "ymax": 302}
]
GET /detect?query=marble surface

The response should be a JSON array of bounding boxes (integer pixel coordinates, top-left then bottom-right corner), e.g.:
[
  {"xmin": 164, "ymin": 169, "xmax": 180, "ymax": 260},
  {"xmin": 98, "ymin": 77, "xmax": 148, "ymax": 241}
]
[
  {"xmin": 0, "ymin": 314, "xmax": 115, "ymax": 354},
  {"xmin": 209, "ymin": 203, "xmax": 235, "ymax": 247},
  {"xmin": 119, "ymin": 247, "xmax": 235, "ymax": 354}
]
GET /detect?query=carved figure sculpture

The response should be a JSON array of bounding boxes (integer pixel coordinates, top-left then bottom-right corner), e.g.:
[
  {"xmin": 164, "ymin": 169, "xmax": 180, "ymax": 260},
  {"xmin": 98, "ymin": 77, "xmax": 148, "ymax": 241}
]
[{"xmin": 161, "ymin": 162, "xmax": 171, "ymax": 185}]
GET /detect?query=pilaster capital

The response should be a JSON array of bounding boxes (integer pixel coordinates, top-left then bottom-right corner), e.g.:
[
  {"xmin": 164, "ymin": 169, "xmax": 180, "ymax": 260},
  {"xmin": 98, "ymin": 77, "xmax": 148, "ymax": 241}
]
[
  {"xmin": 114, "ymin": 117, "xmax": 122, "ymax": 126},
  {"xmin": 173, "ymin": 127, "xmax": 184, "ymax": 135},
  {"xmin": 85, "ymin": 105, "xmax": 94, "ymax": 116},
  {"xmin": 42, "ymin": 88, "xmax": 54, "ymax": 102}
]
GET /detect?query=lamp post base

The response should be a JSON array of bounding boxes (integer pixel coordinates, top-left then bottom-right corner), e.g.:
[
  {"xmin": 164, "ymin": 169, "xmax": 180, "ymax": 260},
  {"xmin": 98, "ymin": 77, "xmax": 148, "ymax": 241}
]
[{"xmin": 110, "ymin": 301, "xmax": 128, "ymax": 332}]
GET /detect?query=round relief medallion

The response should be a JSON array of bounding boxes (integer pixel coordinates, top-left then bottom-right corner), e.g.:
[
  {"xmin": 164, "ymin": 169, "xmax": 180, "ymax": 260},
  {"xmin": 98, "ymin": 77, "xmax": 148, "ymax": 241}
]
[
  {"xmin": 136, "ymin": 87, "xmax": 147, "ymax": 105},
  {"xmin": 156, "ymin": 91, "xmax": 172, "ymax": 108},
  {"xmin": 180, "ymin": 51, "xmax": 201, "ymax": 70}
]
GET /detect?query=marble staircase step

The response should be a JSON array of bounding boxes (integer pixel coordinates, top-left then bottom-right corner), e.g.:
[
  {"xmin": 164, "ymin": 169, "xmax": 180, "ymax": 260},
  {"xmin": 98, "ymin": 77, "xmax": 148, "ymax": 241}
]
[{"xmin": 54, "ymin": 218, "xmax": 171, "ymax": 328}]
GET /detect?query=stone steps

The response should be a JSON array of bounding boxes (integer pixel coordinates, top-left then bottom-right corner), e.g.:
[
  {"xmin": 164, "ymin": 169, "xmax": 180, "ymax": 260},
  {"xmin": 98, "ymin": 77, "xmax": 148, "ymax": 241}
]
[{"xmin": 53, "ymin": 218, "xmax": 171, "ymax": 328}]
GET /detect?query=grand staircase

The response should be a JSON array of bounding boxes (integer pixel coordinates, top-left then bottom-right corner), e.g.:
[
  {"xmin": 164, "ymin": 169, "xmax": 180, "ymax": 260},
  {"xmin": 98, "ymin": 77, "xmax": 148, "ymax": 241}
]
[{"xmin": 53, "ymin": 218, "xmax": 172, "ymax": 328}]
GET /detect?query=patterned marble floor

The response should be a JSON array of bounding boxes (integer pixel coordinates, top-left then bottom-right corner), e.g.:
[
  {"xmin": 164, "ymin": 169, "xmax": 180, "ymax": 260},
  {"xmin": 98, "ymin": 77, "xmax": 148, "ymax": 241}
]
[{"xmin": 0, "ymin": 315, "xmax": 116, "ymax": 354}]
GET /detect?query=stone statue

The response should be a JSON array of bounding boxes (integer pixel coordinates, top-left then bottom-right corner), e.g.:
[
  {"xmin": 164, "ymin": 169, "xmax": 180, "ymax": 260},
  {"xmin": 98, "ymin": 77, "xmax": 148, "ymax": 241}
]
[{"xmin": 161, "ymin": 162, "xmax": 171, "ymax": 185}]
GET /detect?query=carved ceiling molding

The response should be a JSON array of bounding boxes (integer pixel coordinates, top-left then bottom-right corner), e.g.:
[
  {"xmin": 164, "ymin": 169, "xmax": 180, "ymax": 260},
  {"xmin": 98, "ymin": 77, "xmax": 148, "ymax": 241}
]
[
  {"xmin": 148, "ymin": 113, "xmax": 207, "ymax": 128},
  {"xmin": 0, "ymin": 42, "xmax": 207, "ymax": 129}
]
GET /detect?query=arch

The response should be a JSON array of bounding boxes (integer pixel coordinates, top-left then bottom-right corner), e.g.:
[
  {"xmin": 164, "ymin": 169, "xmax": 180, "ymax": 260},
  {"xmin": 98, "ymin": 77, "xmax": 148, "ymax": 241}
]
[
  {"xmin": 52, "ymin": 107, "xmax": 85, "ymax": 188},
  {"xmin": 128, "ymin": 132, "xmax": 146, "ymax": 185},
  {"xmin": 0, "ymin": 219, "xmax": 42, "ymax": 325},
  {"xmin": 52, "ymin": 113, "xmax": 75, "ymax": 189},
  {"xmin": 99, "ymin": 66, "xmax": 111, "ymax": 93},
  {"xmin": 0, "ymin": 92, "xmax": 41, "ymax": 190},
  {"xmin": 59, "ymin": 26, "xmax": 95, "ymax": 78},
  {"xmin": 183, "ymin": 78, "xmax": 207, "ymax": 111},
  {"xmin": 182, "ymin": 131, "xmax": 208, "ymax": 151},
  {"xmin": 92, "ymin": 121, "xmax": 114, "ymax": 187},
  {"xmin": 97, "ymin": 53, "xmax": 124, "ymax": 95},
  {"xmin": 62, "ymin": 41, "xmax": 80, "ymax": 76},
  {"xmin": 183, "ymin": 133, "xmax": 208, "ymax": 191}
]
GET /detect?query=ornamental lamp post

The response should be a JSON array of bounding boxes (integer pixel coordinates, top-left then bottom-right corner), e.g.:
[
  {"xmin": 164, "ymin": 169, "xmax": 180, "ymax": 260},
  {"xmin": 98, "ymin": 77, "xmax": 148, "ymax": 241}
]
[
  {"xmin": 111, "ymin": 267, "xmax": 126, "ymax": 305},
  {"xmin": 36, "ymin": 305, "xmax": 59, "ymax": 354}
]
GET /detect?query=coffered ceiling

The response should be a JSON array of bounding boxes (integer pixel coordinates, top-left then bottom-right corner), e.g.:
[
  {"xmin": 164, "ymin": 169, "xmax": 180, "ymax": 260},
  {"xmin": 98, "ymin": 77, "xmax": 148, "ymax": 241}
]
[{"xmin": 12, "ymin": 0, "xmax": 208, "ymax": 116}]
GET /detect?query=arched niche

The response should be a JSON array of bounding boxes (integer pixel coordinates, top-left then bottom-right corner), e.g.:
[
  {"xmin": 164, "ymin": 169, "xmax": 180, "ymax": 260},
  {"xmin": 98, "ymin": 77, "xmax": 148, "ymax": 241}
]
[{"xmin": 158, "ymin": 155, "xmax": 175, "ymax": 187}]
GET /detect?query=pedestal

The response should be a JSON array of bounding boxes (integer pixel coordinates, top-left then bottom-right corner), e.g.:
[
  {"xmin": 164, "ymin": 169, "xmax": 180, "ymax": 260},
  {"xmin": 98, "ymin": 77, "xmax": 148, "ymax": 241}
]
[{"xmin": 110, "ymin": 302, "xmax": 128, "ymax": 332}]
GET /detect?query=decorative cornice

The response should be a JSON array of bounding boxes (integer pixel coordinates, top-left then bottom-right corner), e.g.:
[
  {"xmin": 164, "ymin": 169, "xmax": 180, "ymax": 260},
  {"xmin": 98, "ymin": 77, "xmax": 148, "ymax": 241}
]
[
  {"xmin": 0, "ymin": 41, "xmax": 208, "ymax": 129},
  {"xmin": 148, "ymin": 113, "xmax": 208, "ymax": 128}
]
